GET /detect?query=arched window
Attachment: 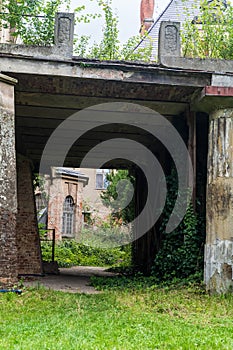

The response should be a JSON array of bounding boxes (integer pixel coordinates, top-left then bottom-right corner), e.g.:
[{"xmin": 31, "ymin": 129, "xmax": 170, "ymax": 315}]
[{"xmin": 62, "ymin": 196, "xmax": 74, "ymax": 237}]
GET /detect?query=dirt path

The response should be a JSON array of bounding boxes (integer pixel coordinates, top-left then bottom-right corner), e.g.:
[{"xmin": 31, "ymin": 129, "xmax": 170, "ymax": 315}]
[{"xmin": 23, "ymin": 266, "xmax": 117, "ymax": 294}]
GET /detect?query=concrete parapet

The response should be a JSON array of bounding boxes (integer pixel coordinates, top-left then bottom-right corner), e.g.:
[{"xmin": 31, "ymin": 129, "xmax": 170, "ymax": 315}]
[
  {"xmin": 0, "ymin": 13, "xmax": 74, "ymax": 60},
  {"xmin": 158, "ymin": 21, "xmax": 180, "ymax": 59},
  {"xmin": 158, "ymin": 21, "xmax": 233, "ymax": 74}
]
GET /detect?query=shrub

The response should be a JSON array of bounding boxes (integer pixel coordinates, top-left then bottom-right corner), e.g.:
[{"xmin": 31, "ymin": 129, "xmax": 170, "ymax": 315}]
[{"xmin": 41, "ymin": 239, "xmax": 132, "ymax": 268}]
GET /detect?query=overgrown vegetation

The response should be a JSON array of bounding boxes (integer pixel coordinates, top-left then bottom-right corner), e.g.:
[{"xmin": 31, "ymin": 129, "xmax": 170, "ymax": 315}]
[
  {"xmin": 0, "ymin": 0, "xmax": 65, "ymax": 45},
  {"xmin": 151, "ymin": 170, "xmax": 205, "ymax": 282},
  {"xmin": 41, "ymin": 238, "xmax": 132, "ymax": 268},
  {"xmin": 181, "ymin": 0, "xmax": 233, "ymax": 59},
  {"xmin": 1, "ymin": 286, "xmax": 233, "ymax": 349}
]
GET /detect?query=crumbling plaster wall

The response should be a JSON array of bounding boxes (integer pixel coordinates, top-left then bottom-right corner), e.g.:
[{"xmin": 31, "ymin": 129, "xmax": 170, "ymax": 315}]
[{"xmin": 205, "ymin": 109, "xmax": 233, "ymax": 293}]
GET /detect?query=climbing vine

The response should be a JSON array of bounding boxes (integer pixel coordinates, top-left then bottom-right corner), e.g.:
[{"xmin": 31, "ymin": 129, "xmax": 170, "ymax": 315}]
[{"xmin": 152, "ymin": 170, "xmax": 205, "ymax": 282}]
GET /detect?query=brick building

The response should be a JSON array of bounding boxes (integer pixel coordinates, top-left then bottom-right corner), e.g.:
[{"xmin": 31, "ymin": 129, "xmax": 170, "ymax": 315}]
[{"xmin": 36, "ymin": 167, "xmax": 88, "ymax": 240}]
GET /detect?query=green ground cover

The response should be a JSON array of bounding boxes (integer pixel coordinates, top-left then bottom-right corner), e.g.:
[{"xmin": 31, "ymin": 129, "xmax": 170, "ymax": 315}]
[{"xmin": 0, "ymin": 282, "xmax": 233, "ymax": 350}]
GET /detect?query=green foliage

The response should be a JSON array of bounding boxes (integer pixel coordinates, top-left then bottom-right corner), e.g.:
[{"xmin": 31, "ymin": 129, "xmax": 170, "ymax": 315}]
[
  {"xmin": 101, "ymin": 170, "xmax": 135, "ymax": 224},
  {"xmin": 0, "ymin": 0, "xmax": 61, "ymax": 45},
  {"xmin": 151, "ymin": 170, "xmax": 205, "ymax": 282},
  {"xmin": 41, "ymin": 238, "xmax": 131, "ymax": 268},
  {"xmin": 38, "ymin": 222, "xmax": 48, "ymax": 238},
  {"xmin": 0, "ymin": 0, "xmax": 97, "ymax": 45},
  {"xmin": 181, "ymin": 0, "xmax": 233, "ymax": 59}
]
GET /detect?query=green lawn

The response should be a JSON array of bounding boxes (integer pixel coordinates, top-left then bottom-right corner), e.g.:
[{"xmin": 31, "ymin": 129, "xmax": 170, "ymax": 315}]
[{"xmin": 0, "ymin": 283, "xmax": 233, "ymax": 350}]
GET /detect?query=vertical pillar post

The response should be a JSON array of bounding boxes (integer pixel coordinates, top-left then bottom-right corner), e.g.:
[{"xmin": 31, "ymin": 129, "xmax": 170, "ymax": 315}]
[
  {"xmin": 0, "ymin": 74, "xmax": 18, "ymax": 286},
  {"xmin": 205, "ymin": 108, "xmax": 233, "ymax": 293},
  {"xmin": 187, "ymin": 110, "xmax": 197, "ymax": 207},
  {"xmin": 158, "ymin": 21, "xmax": 180, "ymax": 61},
  {"xmin": 132, "ymin": 168, "xmax": 159, "ymax": 275},
  {"xmin": 54, "ymin": 13, "xmax": 74, "ymax": 58}
]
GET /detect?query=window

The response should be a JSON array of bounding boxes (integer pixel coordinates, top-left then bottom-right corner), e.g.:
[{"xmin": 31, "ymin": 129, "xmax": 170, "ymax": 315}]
[
  {"xmin": 35, "ymin": 193, "xmax": 47, "ymax": 212},
  {"xmin": 95, "ymin": 169, "xmax": 109, "ymax": 189},
  {"xmin": 62, "ymin": 196, "xmax": 74, "ymax": 236}
]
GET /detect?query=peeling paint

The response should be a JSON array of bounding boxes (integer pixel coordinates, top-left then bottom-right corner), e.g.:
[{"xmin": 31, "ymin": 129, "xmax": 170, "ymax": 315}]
[
  {"xmin": 206, "ymin": 108, "xmax": 233, "ymax": 294},
  {"xmin": 205, "ymin": 240, "xmax": 233, "ymax": 294}
]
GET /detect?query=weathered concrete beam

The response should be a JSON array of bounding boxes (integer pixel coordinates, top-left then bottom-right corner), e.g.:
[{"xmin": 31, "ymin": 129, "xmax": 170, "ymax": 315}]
[
  {"xmin": 0, "ymin": 73, "xmax": 18, "ymax": 286},
  {"xmin": 0, "ymin": 13, "xmax": 74, "ymax": 59},
  {"xmin": 205, "ymin": 108, "xmax": 233, "ymax": 294}
]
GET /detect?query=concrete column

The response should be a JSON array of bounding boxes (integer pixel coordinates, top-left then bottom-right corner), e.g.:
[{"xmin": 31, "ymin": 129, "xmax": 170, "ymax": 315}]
[
  {"xmin": 16, "ymin": 156, "xmax": 42, "ymax": 275},
  {"xmin": 0, "ymin": 74, "xmax": 18, "ymax": 286},
  {"xmin": 205, "ymin": 108, "xmax": 233, "ymax": 293},
  {"xmin": 54, "ymin": 13, "xmax": 75, "ymax": 58}
]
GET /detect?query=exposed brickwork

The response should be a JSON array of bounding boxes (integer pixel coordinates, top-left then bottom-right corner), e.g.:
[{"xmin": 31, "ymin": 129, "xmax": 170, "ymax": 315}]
[
  {"xmin": 16, "ymin": 156, "xmax": 42, "ymax": 275},
  {"xmin": 47, "ymin": 170, "xmax": 86, "ymax": 240},
  {"xmin": 0, "ymin": 210, "xmax": 18, "ymax": 286}
]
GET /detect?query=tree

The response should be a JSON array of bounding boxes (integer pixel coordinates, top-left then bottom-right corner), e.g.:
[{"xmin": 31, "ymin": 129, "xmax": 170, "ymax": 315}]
[
  {"xmin": 0, "ymin": 0, "xmax": 98, "ymax": 45},
  {"xmin": 101, "ymin": 170, "xmax": 135, "ymax": 224},
  {"xmin": 181, "ymin": 0, "xmax": 233, "ymax": 59}
]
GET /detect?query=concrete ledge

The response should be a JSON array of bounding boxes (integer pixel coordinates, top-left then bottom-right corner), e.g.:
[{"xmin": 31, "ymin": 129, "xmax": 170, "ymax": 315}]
[
  {"xmin": 160, "ymin": 56, "xmax": 233, "ymax": 74},
  {"xmin": 0, "ymin": 43, "xmax": 72, "ymax": 60}
]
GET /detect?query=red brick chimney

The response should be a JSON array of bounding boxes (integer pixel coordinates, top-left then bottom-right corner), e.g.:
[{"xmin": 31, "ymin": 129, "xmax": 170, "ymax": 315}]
[{"xmin": 140, "ymin": 0, "xmax": 154, "ymax": 35}]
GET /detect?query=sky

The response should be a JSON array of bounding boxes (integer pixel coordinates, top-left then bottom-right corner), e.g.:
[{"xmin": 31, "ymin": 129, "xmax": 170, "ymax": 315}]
[
  {"xmin": 62, "ymin": 0, "xmax": 233, "ymax": 45},
  {"xmin": 61, "ymin": 0, "xmax": 171, "ymax": 45}
]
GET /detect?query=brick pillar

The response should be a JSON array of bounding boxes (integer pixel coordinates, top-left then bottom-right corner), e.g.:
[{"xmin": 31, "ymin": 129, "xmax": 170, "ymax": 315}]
[
  {"xmin": 140, "ymin": 0, "xmax": 154, "ymax": 35},
  {"xmin": 16, "ymin": 156, "xmax": 42, "ymax": 275},
  {"xmin": 0, "ymin": 74, "xmax": 18, "ymax": 286},
  {"xmin": 205, "ymin": 108, "xmax": 233, "ymax": 293}
]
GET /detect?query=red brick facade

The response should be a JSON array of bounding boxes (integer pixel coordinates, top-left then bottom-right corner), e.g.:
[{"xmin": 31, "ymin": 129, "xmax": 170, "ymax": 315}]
[{"xmin": 45, "ymin": 168, "xmax": 88, "ymax": 240}]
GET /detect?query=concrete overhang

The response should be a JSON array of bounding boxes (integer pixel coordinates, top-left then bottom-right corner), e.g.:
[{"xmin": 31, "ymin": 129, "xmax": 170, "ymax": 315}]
[{"xmin": 0, "ymin": 53, "xmax": 220, "ymax": 170}]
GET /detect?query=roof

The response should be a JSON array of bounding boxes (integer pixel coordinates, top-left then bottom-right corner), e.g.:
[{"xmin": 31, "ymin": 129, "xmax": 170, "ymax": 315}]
[
  {"xmin": 55, "ymin": 167, "xmax": 89, "ymax": 184},
  {"xmin": 136, "ymin": 0, "xmax": 201, "ymax": 60}
]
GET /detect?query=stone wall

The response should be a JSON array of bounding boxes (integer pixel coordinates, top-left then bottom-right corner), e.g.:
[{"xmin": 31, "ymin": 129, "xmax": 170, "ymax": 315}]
[{"xmin": 0, "ymin": 74, "xmax": 18, "ymax": 286}]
